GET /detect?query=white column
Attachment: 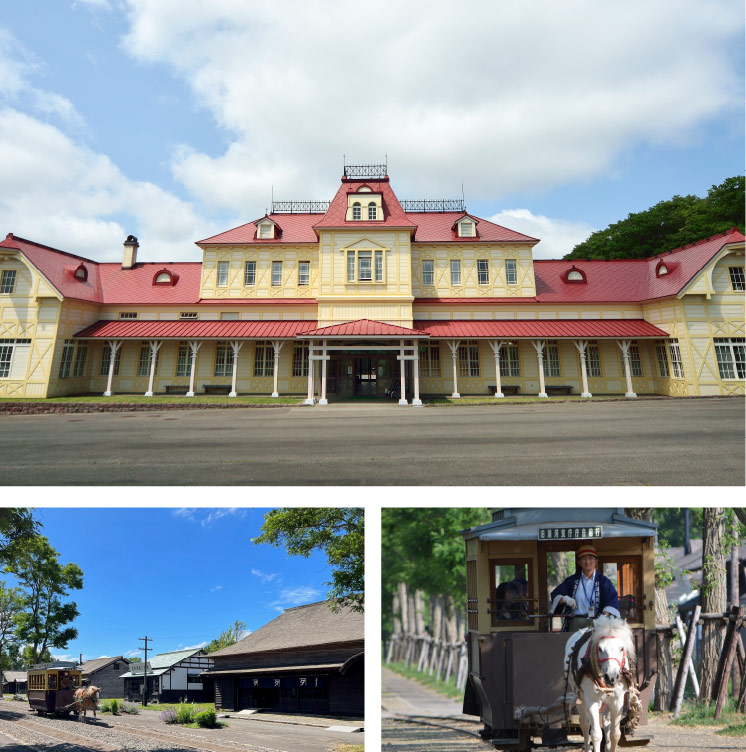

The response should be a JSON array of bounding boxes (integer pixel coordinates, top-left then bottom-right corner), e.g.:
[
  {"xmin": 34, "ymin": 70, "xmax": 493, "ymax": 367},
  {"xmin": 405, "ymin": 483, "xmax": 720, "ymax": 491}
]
[
  {"xmin": 144, "ymin": 340, "xmax": 162, "ymax": 397},
  {"xmin": 412, "ymin": 342, "xmax": 422, "ymax": 407},
  {"xmin": 488, "ymin": 340, "xmax": 504, "ymax": 398},
  {"xmin": 447, "ymin": 340, "xmax": 461, "ymax": 398},
  {"xmin": 617, "ymin": 340, "xmax": 637, "ymax": 398},
  {"xmin": 319, "ymin": 342, "xmax": 329, "ymax": 405},
  {"xmin": 532, "ymin": 340, "xmax": 548, "ymax": 398},
  {"xmin": 304, "ymin": 340, "xmax": 315, "ymax": 405},
  {"xmin": 271, "ymin": 340, "xmax": 284, "ymax": 398},
  {"xmin": 186, "ymin": 340, "xmax": 202, "ymax": 397},
  {"xmin": 229, "ymin": 340, "xmax": 244, "ymax": 398},
  {"xmin": 398, "ymin": 339, "xmax": 408, "ymax": 405},
  {"xmin": 574, "ymin": 340, "xmax": 592, "ymax": 398},
  {"xmin": 103, "ymin": 340, "xmax": 121, "ymax": 396}
]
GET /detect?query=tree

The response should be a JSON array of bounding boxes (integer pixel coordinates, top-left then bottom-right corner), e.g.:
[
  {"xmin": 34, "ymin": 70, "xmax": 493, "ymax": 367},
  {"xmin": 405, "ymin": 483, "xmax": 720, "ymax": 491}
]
[
  {"xmin": 128, "ymin": 656, "xmax": 142, "ymax": 664},
  {"xmin": 205, "ymin": 620, "xmax": 248, "ymax": 653},
  {"xmin": 0, "ymin": 509, "xmax": 40, "ymax": 565},
  {"xmin": 565, "ymin": 176, "xmax": 744, "ymax": 260},
  {"xmin": 699, "ymin": 508, "xmax": 727, "ymax": 703},
  {"xmin": 0, "ymin": 581, "xmax": 23, "ymax": 667},
  {"xmin": 253, "ymin": 508, "xmax": 363, "ymax": 612},
  {"xmin": 4, "ymin": 536, "xmax": 83, "ymax": 665}
]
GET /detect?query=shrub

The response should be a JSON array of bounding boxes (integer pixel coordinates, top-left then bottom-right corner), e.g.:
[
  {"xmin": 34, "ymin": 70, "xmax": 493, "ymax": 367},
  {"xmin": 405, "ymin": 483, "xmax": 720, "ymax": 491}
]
[
  {"xmin": 195, "ymin": 708, "xmax": 218, "ymax": 728},
  {"xmin": 100, "ymin": 699, "xmax": 112, "ymax": 713},
  {"xmin": 160, "ymin": 709, "xmax": 178, "ymax": 724},
  {"xmin": 176, "ymin": 702, "xmax": 195, "ymax": 725},
  {"xmin": 121, "ymin": 702, "xmax": 140, "ymax": 715},
  {"xmin": 109, "ymin": 698, "xmax": 119, "ymax": 715}
]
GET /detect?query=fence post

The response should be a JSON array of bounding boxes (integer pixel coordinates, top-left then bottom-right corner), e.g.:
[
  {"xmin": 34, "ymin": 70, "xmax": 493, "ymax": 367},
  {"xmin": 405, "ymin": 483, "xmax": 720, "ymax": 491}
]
[
  {"xmin": 713, "ymin": 606, "xmax": 744, "ymax": 719},
  {"xmin": 671, "ymin": 605, "xmax": 701, "ymax": 718},
  {"xmin": 674, "ymin": 615, "xmax": 700, "ymax": 698}
]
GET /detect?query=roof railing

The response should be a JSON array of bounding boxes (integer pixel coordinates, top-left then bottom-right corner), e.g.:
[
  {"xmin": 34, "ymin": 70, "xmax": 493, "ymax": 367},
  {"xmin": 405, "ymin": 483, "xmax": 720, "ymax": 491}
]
[
  {"xmin": 343, "ymin": 163, "xmax": 387, "ymax": 180},
  {"xmin": 400, "ymin": 199, "xmax": 465, "ymax": 213},
  {"xmin": 271, "ymin": 200, "xmax": 330, "ymax": 214}
]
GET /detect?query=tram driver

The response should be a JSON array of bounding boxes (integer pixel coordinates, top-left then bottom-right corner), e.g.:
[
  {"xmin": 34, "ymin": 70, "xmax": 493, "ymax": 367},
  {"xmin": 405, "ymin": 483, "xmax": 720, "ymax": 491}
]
[{"xmin": 550, "ymin": 543, "xmax": 620, "ymax": 632}]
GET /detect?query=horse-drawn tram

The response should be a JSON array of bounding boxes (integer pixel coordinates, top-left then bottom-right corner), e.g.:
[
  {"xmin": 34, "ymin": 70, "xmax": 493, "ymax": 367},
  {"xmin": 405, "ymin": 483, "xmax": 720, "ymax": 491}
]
[
  {"xmin": 462, "ymin": 508, "xmax": 658, "ymax": 751},
  {"xmin": 27, "ymin": 661, "xmax": 83, "ymax": 717}
]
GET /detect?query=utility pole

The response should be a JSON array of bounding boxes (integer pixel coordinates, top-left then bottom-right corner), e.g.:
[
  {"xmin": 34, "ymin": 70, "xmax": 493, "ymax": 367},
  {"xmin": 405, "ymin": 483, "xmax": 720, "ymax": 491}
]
[{"xmin": 139, "ymin": 636, "xmax": 153, "ymax": 706}]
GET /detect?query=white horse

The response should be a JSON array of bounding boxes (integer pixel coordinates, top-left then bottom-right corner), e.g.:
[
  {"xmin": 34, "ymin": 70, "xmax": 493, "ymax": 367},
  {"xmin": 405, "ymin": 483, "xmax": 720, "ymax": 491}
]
[{"xmin": 564, "ymin": 615, "xmax": 635, "ymax": 752}]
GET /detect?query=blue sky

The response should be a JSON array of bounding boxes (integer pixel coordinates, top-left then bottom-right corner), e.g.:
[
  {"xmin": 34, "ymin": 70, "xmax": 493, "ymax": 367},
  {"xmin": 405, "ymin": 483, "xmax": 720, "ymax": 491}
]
[
  {"xmin": 0, "ymin": 1, "xmax": 743, "ymax": 260},
  {"xmin": 2, "ymin": 507, "xmax": 334, "ymax": 663}
]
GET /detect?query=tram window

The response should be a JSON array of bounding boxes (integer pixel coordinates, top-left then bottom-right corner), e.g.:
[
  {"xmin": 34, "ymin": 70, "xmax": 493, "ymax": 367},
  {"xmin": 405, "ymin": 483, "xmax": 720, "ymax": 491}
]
[
  {"xmin": 490, "ymin": 558, "xmax": 532, "ymax": 626},
  {"xmin": 602, "ymin": 556, "xmax": 642, "ymax": 622},
  {"xmin": 48, "ymin": 674, "xmax": 57, "ymax": 690}
]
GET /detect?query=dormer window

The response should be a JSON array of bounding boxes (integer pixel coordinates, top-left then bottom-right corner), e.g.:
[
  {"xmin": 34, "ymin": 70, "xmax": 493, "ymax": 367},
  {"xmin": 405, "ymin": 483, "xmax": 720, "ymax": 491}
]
[
  {"xmin": 347, "ymin": 190, "xmax": 383, "ymax": 221},
  {"xmin": 368, "ymin": 202, "xmax": 376, "ymax": 220},
  {"xmin": 257, "ymin": 219, "xmax": 276, "ymax": 240},
  {"xmin": 656, "ymin": 260, "xmax": 669, "ymax": 277},
  {"xmin": 153, "ymin": 269, "xmax": 178, "ymax": 286},
  {"xmin": 352, "ymin": 202, "xmax": 362, "ymax": 220},
  {"xmin": 458, "ymin": 220, "xmax": 475, "ymax": 237},
  {"xmin": 74, "ymin": 263, "xmax": 88, "ymax": 281},
  {"xmin": 563, "ymin": 266, "xmax": 587, "ymax": 284}
]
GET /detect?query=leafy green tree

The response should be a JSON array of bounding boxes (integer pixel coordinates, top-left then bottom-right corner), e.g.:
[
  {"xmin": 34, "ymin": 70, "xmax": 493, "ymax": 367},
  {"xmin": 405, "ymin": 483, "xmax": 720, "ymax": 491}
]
[
  {"xmin": 253, "ymin": 508, "xmax": 363, "ymax": 612},
  {"xmin": 0, "ymin": 581, "xmax": 23, "ymax": 667},
  {"xmin": 128, "ymin": 656, "xmax": 142, "ymax": 664},
  {"xmin": 565, "ymin": 176, "xmax": 744, "ymax": 260},
  {"xmin": 0, "ymin": 509, "xmax": 40, "ymax": 565},
  {"xmin": 205, "ymin": 620, "xmax": 248, "ymax": 653},
  {"xmin": 4, "ymin": 536, "xmax": 83, "ymax": 665}
]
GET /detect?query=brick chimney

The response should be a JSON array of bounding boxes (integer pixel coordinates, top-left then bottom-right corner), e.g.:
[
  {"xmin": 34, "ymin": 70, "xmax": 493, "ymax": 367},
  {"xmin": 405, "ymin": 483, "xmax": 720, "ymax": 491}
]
[{"xmin": 122, "ymin": 235, "xmax": 139, "ymax": 269}]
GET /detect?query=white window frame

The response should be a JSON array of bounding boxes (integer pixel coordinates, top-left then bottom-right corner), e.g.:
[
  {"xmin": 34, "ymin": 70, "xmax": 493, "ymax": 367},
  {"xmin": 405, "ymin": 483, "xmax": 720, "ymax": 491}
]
[
  {"xmin": 0, "ymin": 269, "xmax": 17, "ymax": 294},
  {"xmin": 450, "ymin": 259, "xmax": 462, "ymax": 286},
  {"xmin": 214, "ymin": 341, "xmax": 232, "ymax": 377},
  {"xmin": 346, "ymin": 249, "xmax": 384, "ymax": 283},
  {"xmin": 499, "ymin": 344, "xmax": 520, "ymax": 377},
  {"xmin": 458, "ymin": 220, "xmax": 475, "ymax": 237},
  {"xmin": 298, "ymin": 261, "xmax": 310, "ymax": 286},
  {"xmin": 458, "ymin": 340, "xmax": 480, "ymax": 377},
  {"xmin": 272, "ymin": 261, "xmax": 282, "ymax": 286},
  {"xmin": 180, "ymin": 312, "xmax": 198, "ymax": 320},
  {"xmin": 586, "ymin": 342, "xmax": 601, "ymax": 377},
  {"xmin": 119, "ymin": 312, "xmax": 138, "ymax": 320},
  {"xmin": 668, "ymin": 339, "xmax": 684, "ymax": 379},
  {"xmin": 254, "ymin": 342, "xmax": 274, "ymax": 377},
  {"xmin": 358, "ymin": 251, "xmax": 372, "ymax": 282},
  {"xmin": 352, "ymin": 202, "xmax": 361, "ymax": 220},
  {"xmin": 176, "ymin": 343, "xmax": 190, "ymax": 377},
  {"xmin": 422, "ymin": 259, "xmax": 434, "ymax": 286},
  {"xmin": 368, "ymin": 202, "xmax": 376, "ymax": 220},
  {"xmin": 100, "ymin": 344, "xmax": 121, "ymax": 376},
  {"xmin": 505, "ymin": 259, "xmax": 518, "ymax": 285},
  {"xmin": 655, "ymin": 340, "xmax": 669, "ymax": 378},
  {"xmin": 292, "ymin": 343, "xmax": 309, "ymax": 377},
  {"xmin": 714, "ymin": 337, "xmax": 745, "ymax": 379},
  {"xmin": 58, "ymin": 340, "xmax": 75, "ymax": 379},
  {"xmin": 729, "ymin": 266, "xmax": 745, "ymax": 291},
  {"xmin": 374, "ymin": 250, "xmax": 383, "ymax": 282},
  {"xmin": 419, "ymin": 343, "xmax": 441, "ymax": 377},
  {"xmin": 217, "ymin": 261, "xmax": 229, "ymax": 287},
  {"xmin": 137, "ymin": 345, "xmax": 159, "ymax": 377},
  {"xmin": 477, "ymin": 259, "xmax": 489, "ymax": 285},
  {"xmin": 244, "ymin": 260, "xmax": 256, "ymax": 286},
  {"xmin": 258, "ymin": 222, "xmax": 274, "ymax": 239},
  {"xmin": 0, "ymin": 339, "xmax": 30, "ymax": 379},
  {"xmin": 620, "ymin": 343, "xmax": 643, "ymax": 378},
  {"xmin": 542, "ymin": 342, "xmax": 560, "ymax": 378},
  {"xmin": 73, "ymin": 343, "xmax": 88, "ymax": 378}
]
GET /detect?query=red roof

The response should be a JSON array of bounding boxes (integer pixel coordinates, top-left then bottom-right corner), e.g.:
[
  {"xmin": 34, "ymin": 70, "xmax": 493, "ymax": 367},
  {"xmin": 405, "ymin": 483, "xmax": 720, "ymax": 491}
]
[
  {"xmin": 97, "ymin": 263, "xmax": 201, "ymax": 304},
  {"xmin": 197, "ymin": 214, "xmax": 320, "ymax": 245},
  {"xmin": 298, "ymin": 319, "xmax": 429, "ymax": 338},
  {"xmin": 409, "ymin": 212, "xmax": 538, "ymax": 243},
  {"xmin": 412, "ymin": 319, "xmax": 668, "ymax": 339},
  {"xmin": 313, "ymin": 178, "xmax": 417, "ymax": 230},
  {"xmin": 74, "ymin": 320, "xmax": 317, "ymax": 339},
  {"xmin": 534, "ymin": 228, "xmax": 745, "ymax": 303}
]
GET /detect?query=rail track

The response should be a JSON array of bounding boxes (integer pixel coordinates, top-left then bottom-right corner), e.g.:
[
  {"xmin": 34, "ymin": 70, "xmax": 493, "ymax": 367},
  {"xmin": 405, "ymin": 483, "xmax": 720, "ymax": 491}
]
[{"xmin": 382, "ymin": 711, "xmax": 493, "ymax": 751}]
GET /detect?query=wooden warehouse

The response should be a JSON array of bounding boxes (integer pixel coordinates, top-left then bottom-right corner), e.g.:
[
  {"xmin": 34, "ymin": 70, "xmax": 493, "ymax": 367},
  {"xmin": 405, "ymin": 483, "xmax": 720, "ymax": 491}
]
[
  {"xmin": 204, "ymin": 601, "xmax": 363, "ymax": 716},
  {"xmin": 79, "ymin": 656, "xmax": 130, "ymax": 698}
]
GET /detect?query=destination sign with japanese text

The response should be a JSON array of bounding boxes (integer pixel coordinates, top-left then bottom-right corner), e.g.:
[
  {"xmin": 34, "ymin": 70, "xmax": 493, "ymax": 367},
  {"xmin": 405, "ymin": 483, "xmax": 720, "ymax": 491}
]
[{"xmin": 538, "ymin": 526, "xmax": 603, "ymax": 540}]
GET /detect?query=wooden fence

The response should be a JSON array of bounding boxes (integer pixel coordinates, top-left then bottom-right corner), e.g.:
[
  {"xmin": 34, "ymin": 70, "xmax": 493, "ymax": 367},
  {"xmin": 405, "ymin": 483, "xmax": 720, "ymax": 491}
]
[{"xmin": 385, "ymin": 632, "xmax": 470, "ymax": 692}]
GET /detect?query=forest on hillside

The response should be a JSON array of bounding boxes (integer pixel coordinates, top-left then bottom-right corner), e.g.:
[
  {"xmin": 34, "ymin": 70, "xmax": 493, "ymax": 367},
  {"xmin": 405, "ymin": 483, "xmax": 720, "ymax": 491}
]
[{"xmin": 564, "ymin": 176, "xmax": 745, "ymax": 261}]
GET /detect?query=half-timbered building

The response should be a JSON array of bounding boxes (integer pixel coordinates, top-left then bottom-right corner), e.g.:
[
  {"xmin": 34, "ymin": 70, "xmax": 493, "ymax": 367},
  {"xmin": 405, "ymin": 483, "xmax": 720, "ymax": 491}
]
[
  {"xmin": 119, "ymin": 649, "xmax": 213, "ymax": 703},
  {"xmin": 204, "ymin": 601, "xmax": 363, "ymax": 716},
  {"xmin": 1, "ymin": 164, "xmax": 743, "ymax": 401}
]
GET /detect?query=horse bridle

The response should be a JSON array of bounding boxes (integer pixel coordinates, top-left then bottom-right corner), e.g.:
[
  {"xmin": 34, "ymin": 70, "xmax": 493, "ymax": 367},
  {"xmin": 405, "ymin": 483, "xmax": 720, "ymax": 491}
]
[{"xmin": 596, "ymin": 637, "xmax": 626, "ymax": 671}]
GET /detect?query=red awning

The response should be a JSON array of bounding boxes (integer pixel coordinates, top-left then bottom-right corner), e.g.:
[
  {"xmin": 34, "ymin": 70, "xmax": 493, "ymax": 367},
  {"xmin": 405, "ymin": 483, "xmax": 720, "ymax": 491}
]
[
  {"xmin": 74, "ymin": 320, "xmax": 317, "ymax": 339},
  {"xmin": 297, "ymin": 319, "xmax": 429, "ymax": 338},
  {"xmin": 412, "ymin": 319, "xmax": 668, "ymax": 338}
]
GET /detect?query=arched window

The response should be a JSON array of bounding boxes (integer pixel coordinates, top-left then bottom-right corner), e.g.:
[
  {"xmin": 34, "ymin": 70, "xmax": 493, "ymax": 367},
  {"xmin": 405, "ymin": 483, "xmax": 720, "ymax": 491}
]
[
  {"xmin": 567, "ymin": 270, "xmax": 584, "ymax": 281},
  {"xmin": 368, "ymin": 202, "xmax": 376, "ymax": 220},
  {"xmin": 74, "ymin": 263, "xmax": 88, "ymax": 281},
  {"xmin": 656, "ymin": 261, "xmax": 669, "ymax": 276},
  {"xmin": 352, "ymin": 202, "xmax": 361, "ymax": 220},
  {"xmin": 155, "ymin": 272, "xmax": 171, "ymax": 283}
]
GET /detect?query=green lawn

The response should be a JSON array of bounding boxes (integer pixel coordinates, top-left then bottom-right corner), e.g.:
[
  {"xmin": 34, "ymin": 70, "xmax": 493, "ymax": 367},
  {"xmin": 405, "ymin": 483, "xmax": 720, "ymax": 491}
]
[
  {"xmin": 0, "ymin": 394, "xmax": 304, "ymax": 405},
  {"xmin": 385, "ymin": 660, "xmax": 463, "ymax": 700},
  {"xmin": 671, "ymin": 698, "xmax": 744, "ymax": 732}
]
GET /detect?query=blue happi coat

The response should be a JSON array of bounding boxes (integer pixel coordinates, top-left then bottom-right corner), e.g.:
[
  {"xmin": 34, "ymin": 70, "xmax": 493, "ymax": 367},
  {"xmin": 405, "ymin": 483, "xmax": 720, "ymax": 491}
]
[{"xmin": 550, "ymin": 571, "xmax": 620, "ymax": 630}]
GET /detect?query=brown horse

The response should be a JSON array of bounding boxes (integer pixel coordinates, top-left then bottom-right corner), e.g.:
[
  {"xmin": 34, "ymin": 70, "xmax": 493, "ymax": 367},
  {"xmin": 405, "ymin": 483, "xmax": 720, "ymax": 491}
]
[{"xmin": 73, "ymin": 686, "xmax": 101, "ymax": 722}]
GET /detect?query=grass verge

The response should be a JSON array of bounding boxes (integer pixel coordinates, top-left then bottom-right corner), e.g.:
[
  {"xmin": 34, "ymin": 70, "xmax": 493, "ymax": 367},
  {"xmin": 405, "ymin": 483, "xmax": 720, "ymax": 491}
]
[
  {"xmin": 671, "ymin": 698, "xmax": 743, "ymax": 729},
  {"xmin": 385, "ymin": 660, "xmax": 463, "ymax": 700},
  {"xmin": 334, "ymin": 745, "xmax": 364, "ymax": 752},
  {"xmin": 0, "ymin": 395, "xmax": 303, "ymax": 405}
]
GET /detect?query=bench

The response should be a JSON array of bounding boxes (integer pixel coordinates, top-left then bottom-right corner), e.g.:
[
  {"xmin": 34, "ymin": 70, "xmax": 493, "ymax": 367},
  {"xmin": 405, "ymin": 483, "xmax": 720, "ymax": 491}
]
[
  {"xmin": 488, "ymin": 384, "xmax": 520, "ymax": 396},
  {"xmin": 165, "ymin": 385, "xmax": 189, "ymax": 395},
  {"xmin": 203, "ymin": 384, "xmax": 232, "ymax": 395},
  {"xmin": 545, "ymin": 385, "xmax": 573, "ymax": 396}
]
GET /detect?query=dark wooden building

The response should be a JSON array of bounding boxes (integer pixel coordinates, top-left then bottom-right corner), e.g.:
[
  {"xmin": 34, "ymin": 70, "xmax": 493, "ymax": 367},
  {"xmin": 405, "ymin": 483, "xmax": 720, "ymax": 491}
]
[
  {"xmin": 2, "ymin": 671, "xmax": 27, "ymax": 694},
  {"xmin": 120, "ymin": 649, "xmax": 214, "ymax": 703},
  {"xmin": 79, "ymin": 657, "xmax": 130, "ymax": 698},
  {"xmin": 204, "ymin": 601, "xmax": 363, "ymax": 716}
]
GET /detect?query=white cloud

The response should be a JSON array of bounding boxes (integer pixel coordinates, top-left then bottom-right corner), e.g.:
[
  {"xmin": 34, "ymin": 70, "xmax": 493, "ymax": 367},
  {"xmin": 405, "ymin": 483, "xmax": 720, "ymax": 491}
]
[
  {"xmin": 201, "ymin": 508, "xmax": 246, "ymax": 528},
  {"xmin": 251, "ymin": 568, "xmax": 280, "ymax": 584},
  {"xmin": 116, "ymin": 0, "xmax": 742, "ymax": 209},
  {"xmin": 270, "ymin": 586, "xmax": 321, "ymax": 611},
  {"xmin": 211, "ymin": 584, "xmax": 223, "ymax": 592},
  {"xmin": 180, "ymin": 641, "xmax": 208, "ymax": 650},
  {"xmin": 488, "ymin": 209, "xmax": 595, "ymax": 259},
  {"xmin": 172, "ymin": 508, "xmax": 196, "ymax": 521}
]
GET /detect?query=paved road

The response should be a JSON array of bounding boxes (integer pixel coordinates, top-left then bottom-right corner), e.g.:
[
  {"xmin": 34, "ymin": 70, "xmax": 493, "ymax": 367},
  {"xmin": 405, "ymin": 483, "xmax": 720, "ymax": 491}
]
[{"xmin": 0, "ymin": 398, "xmax": 742, "ymax": 485}]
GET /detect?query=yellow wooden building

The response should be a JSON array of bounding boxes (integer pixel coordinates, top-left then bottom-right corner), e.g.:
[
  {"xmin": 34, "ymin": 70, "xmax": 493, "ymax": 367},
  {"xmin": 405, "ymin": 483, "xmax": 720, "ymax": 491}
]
[{"xmin": 0, "ymin": 164, "xmax": 743, "ymax": 402}]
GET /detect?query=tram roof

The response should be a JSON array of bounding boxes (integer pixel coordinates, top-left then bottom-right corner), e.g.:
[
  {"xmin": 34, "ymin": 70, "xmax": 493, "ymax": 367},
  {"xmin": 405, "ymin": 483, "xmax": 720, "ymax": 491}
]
[{"xmin": 463, "ymin": 508, "xmax": 656, "ymax": 541}]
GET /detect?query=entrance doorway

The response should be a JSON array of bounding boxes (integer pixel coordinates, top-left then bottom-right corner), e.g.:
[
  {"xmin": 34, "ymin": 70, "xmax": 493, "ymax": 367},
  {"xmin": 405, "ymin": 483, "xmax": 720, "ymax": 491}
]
[{"xmin": 355, "ymin": 358, "xmax": 378, "ymax": 395}]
